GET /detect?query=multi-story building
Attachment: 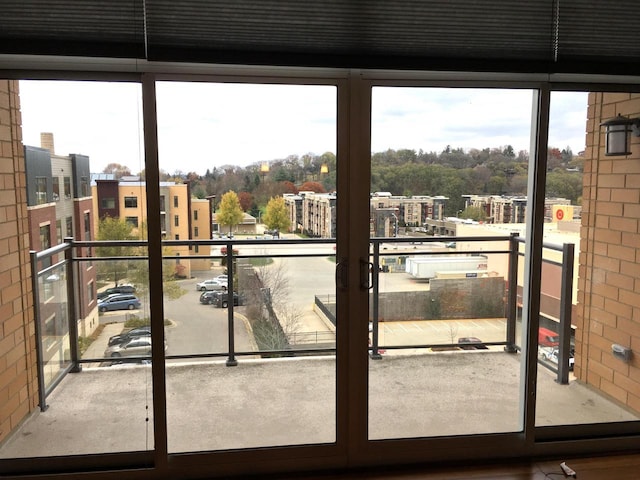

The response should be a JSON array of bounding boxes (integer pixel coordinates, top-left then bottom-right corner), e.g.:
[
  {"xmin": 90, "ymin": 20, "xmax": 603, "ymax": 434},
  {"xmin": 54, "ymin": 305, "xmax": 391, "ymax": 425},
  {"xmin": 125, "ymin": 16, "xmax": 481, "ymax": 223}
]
[
  {"xmin": 283, "ymin": 192, "xmax": 305, "ymax": 233},
  {"xmin": 301, "ymin": 192, "xmax": 337, "ymax": 238},
  {"xmin": 24, "ymin": 134, "xmax": 99, "ymax": 339},
  {"xmin": 92, "ymin": 178, "xmax": 197, "ymax": 278},
  {"xmin": 370, "ymin": 193, "xmax": 448, "ymax": 227},
  {"xmin": 463, "ymin": 195, "xmax": 575, "ymax": 224}
]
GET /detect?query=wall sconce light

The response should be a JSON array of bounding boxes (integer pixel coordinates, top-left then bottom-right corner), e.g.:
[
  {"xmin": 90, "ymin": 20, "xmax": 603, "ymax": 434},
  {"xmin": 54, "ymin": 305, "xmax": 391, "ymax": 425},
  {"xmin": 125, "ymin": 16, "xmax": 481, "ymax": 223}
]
[{"xmin": 600, "ymin": 114, "xmax": 640, "ymax": 156}]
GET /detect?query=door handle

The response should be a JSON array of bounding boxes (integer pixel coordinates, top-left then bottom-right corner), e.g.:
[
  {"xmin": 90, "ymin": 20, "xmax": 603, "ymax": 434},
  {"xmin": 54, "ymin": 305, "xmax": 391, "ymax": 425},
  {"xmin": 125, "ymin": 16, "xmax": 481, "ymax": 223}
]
[{"xmin": 360, "ymin": 259, "xmax": 373, "ymax": 290}]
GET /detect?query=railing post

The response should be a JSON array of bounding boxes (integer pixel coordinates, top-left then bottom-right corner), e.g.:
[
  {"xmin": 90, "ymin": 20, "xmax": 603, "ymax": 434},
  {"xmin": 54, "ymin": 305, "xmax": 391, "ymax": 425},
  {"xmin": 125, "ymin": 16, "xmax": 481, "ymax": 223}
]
[
  {"xmin": 226, "ymin": 241, "xmax": 238, "ymax": 366},
  {"xmin": 65, "ymin": 238, "xmax": 82, "ymax": 373},
  {"xmin": 505, "ymin": 232, "xmax": 519, "ymax": 353},
  {"xmin": 557, "ymin": 242, "xmax": 575, "ymax": 385},
  {"xmin": 370, "ymin": 241, "xmax": 382, "ymax": 360},
  {"xmin": 30, "ymin": 251, "xmax": 48, "ymax": 412}
]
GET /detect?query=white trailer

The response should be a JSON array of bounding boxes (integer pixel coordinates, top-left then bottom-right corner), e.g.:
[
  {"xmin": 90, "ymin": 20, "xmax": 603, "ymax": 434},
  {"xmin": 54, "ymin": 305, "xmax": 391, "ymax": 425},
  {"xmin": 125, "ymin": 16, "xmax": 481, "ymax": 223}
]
[{"xmin": 405, "ymin": 255, "xmax": 488, "ymax": 280}]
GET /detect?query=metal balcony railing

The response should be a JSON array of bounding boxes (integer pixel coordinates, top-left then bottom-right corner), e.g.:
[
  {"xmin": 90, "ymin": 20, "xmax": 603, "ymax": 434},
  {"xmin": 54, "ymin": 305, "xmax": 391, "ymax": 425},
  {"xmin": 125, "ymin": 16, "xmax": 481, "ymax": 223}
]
[{"xmin": 30, "ymin": 234, "xmax": 576, "ymax": 411}]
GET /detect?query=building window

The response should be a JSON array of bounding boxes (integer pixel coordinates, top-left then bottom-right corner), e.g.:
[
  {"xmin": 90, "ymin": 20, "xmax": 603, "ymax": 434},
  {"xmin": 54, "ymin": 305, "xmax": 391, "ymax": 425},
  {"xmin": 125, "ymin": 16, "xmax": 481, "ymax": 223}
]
[
  {"xmin": 84, "ymin": 212, "xmax": 91, "ymax": 256},
  {"xmin": 63, "ymin": 176, "xmax": 71, "ymax": 198},
  {"xmin": 194, "ymin": 210, "xmax": 198, "ymax": 220},
  {"xmin": 80, "ymin": 176, "xmax": 89, "ymax": 197},
  {"xmin": 56, "ymin": 220, "xmax": 62, "ymax": 244},
  {"xmin": 66, "ymin": 216, "xmax": 73, "ymax": 239},
  {"xmin": 52, "ymin": 177, "xmax": 60, "ymax": 201},
  {"xmin": 194, "ymin": 226, "xmax": 199, "ymax": 237},
  {"xmin": 39, "ymin": 224, "xmax": 51, "ymax": 269},
  {"xmin": 35, "ymin": 176, "xmax": 48, "ymax": 205},
  {"xmin": 125, "ymin": 216, "xmax": 139, "ymax": 228},
  {"xmin": 194, "ymin": 245, "xmax": 199, "ymax": 253},
  {"xmin": 101, "ymin": 197, "xmax": 115, "ymax": 209},
  {"xmin": 174, "ymin": 234, "xmax": 179, "ymax": 240},
  {"xmin": 39, "ymin": 224, "xmax": 50, "ymax": 251},
  {"xmin": 87, "ymin": 281, "xmax": 94, "ymax": 303},
  {"xmin": 160, "ymin": 196, "xmax": 166, "ymax": 211},
  {"xmin": 124, "ymin": 196, "xmax": 138, "ymax": 208},
  {"xmin": 174, "ymin": 215, "xmax": 179, "ymax": 227},
  {"xmin": 174, "ymin": 195, "xmax": 179, "ymax": 208}
]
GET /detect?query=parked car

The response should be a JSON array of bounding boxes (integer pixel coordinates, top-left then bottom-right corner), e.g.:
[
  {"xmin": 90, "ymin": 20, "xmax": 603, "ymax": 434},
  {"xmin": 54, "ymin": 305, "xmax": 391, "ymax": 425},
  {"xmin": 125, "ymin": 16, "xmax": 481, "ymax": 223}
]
[
  {"xmin": 214, "ymin": 274, "xmax": 228, "ymax": 283},
  {"xmin": 538, "ymin": 327, "xmax": 560, "ymax": 347},
  {"xmin": 210, "ymin": 291, "xmax": 245, "ymax": 308},
  {"xmin": 97, "ymin": 284, "xmax": 136, "ymax": 300},
  {"xmin": 199, "ymin": 291, "xmax": 217, "ymax": 304},
  {"xmin": 539, "ymin": 346, "xmax": 575, "ymax": 371},
  {"xmin": 458, "ymin": 337, "xmax": 488, "ymax": 350},
  {"xmin": 107, "ymin": 326, "xmax": 151, "ymax": 346},
  {"xmin": 196, "ymin": 279, "xmax": 227, "ymax": 291},
  {"xmin": 98, "ymin": 293, "xmax": 141, "ymax": 312},
  {"xmin": 104, "ymin": 337, "xmax": 167, "ymax": 358}
]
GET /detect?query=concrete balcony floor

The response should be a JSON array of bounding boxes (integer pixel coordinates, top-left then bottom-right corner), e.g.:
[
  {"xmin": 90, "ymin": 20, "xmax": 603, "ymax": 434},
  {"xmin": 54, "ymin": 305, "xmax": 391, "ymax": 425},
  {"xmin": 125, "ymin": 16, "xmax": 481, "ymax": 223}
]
[{"xmin": 1, "ymin": 349, "xmax": 638, "ymax": 458}]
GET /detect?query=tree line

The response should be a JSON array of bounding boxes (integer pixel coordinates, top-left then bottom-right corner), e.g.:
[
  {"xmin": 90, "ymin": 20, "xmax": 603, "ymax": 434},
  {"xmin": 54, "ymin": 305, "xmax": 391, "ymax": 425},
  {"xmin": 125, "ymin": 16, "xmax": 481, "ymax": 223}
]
[{"xmin": 103, "ymin": 144, "xmax": 583, "ymax": 218}]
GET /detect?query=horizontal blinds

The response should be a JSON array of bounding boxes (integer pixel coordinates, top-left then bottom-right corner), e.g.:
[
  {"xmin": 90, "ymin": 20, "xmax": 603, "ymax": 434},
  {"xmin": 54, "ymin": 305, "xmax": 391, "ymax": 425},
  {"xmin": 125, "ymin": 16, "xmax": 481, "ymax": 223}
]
[
  {"xmin": 0, "ymin": 0, "xmax": 639, "ymax": 74},
  {"xmin": 144, "ymin": 0, "xmax": 554, "ymax": 60},
  {"xmin": 558, "ymin": 0, "xmax": 640, "ymax": 62}
]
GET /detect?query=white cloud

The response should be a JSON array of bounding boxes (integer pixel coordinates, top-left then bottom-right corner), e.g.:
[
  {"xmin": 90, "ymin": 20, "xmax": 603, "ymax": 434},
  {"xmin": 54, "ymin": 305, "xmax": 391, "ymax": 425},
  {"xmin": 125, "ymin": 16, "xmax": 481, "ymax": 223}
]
[{"xmin": 19, "ymin": 80, "xmax": 589, "ymax": 175}]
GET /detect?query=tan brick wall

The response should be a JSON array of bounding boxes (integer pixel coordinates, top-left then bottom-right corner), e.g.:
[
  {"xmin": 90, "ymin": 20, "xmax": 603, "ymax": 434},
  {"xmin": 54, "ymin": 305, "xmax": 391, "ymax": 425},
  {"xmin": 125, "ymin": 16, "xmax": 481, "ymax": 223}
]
[
  {"xmin": 0, "ymin": 80, "xmax": 37, "ymax": 445},
  {"xmin": 577, "ymin": 92, "xmax": 640, "ymax": 412}
]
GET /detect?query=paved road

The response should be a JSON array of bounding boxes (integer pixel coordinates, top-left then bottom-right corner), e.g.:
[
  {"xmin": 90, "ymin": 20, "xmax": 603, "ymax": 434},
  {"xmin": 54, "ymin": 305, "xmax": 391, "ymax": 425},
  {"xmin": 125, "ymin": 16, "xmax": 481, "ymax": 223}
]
[{"xmin": 163, "ymin": 275, "xmax": 255, "ymax": 357}]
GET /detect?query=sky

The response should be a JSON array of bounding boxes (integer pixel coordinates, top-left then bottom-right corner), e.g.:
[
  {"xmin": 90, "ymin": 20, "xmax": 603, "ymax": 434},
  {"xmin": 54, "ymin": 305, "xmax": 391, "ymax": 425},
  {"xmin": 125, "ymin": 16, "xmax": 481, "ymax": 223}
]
[{"xmin": 19, "ymin": 80, "xmax": 588, "ymax": 175}]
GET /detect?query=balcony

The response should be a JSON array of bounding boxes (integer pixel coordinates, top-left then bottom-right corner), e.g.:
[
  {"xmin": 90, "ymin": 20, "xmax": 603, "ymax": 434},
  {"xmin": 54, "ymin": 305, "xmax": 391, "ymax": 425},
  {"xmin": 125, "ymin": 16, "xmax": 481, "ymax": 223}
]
[{"xmin": 2, "ymin": 236, "xmax": 638, "ymax": 463}]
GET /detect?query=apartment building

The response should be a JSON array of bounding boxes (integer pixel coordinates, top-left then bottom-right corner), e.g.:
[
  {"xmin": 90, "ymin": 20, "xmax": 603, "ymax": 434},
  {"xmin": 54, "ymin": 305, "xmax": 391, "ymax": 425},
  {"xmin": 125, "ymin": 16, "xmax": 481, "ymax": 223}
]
[
  {"xmin": 300, "ymin": 192, "xmax": 337, "ymax": 238},
  {"xmin": 283, "ymin": 192, "xmax": 306, "ymax": 233},
  {"xmin": 371, "ymin": 193, "xmax": 448, "ymax": 226},
  {"xmin": 92, "ymin": 178, "xmax": 195, "ymax": 278},
  {"xmin": 24, "ymin": 135, "xmax": 99, "ymax": 338}
]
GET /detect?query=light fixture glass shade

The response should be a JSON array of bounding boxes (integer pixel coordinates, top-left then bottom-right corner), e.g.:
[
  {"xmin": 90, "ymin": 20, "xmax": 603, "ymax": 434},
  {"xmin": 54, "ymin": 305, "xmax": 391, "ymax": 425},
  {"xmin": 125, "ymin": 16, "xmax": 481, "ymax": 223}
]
[
  {"xmin": 601, "ymin": 115, "xmax": 632, "ymax": 156},
  {"xmin": 605, "ymin": 123, "xmax": 631, "ymax": 156}
]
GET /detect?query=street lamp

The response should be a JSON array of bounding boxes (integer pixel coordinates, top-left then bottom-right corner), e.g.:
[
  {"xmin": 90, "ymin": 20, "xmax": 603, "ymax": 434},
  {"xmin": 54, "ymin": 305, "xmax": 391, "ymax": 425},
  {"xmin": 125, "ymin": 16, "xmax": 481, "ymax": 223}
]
[{"xmin": 260, "ymin": 162, "xmax": 270, "ymax": 182}]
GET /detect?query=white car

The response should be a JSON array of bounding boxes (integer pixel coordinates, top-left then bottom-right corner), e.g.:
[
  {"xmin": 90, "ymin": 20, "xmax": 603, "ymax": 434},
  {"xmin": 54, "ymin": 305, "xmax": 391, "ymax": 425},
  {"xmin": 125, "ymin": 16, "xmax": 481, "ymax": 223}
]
[
  {"xmin": 539, "ymin": 346, "xmax": 575, "ymax": 371},
  {"xmin": 196, "ymin": 279, "xmax": 227, "ymax": 291}
]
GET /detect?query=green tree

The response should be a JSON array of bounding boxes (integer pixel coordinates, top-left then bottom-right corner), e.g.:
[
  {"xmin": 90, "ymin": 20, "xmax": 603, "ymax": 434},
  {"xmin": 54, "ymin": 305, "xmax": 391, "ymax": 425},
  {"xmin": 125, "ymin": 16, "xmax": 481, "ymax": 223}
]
[
  {"xmin": 263, "ymin": 196, "xmax": 291, "ymax": 233},
  {"xmin": 217, "ymin": 191, "xmax": 244, "ymax": 236},
  {"xmin": 459, "ymin": 206, "xmax": 487, "ymax": 222},
  {"xmin": 96, "ymin": 216, "xmax": 138, "ymax": 285}
]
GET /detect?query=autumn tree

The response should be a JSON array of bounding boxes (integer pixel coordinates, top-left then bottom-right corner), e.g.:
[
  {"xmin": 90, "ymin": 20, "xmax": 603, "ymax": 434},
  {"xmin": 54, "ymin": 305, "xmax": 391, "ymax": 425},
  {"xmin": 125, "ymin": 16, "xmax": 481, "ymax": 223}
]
[
  {"xmin": 298, "ymin": 181, "xmax": 326, "ymax": 193},
  {"xmin": 237, "ymin": 191, "xmax": 253, "ymax": 211},
  {"xmin": 263, "ymin": 196, "xmax": 291, "ymax": 233},
  {"xmin": 216, "ymin": 191, "xmax": 244, "ymax": 236}
]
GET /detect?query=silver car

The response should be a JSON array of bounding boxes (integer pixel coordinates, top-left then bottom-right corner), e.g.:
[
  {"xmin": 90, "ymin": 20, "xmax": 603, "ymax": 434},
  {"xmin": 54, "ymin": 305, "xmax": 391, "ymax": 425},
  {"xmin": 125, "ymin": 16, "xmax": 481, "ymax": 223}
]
[
  {"xmin": 104, "ymin": 337, "xmax": 167, "ymax": 358},
  {"xmin": 195, "ymin": 279, "xmax": 227, "ymax": 291}
]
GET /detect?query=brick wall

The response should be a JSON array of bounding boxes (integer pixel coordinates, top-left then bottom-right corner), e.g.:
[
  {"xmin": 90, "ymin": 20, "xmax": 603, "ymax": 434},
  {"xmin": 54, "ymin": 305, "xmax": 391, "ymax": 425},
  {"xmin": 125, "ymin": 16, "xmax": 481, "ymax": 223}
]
[
  {"xmin": 577, "ymin": 92, "xmax": 640, "ymax": 412},
  {"xmin": 0, "ymin": 80, "xmax": 37, "ymax": 444}
]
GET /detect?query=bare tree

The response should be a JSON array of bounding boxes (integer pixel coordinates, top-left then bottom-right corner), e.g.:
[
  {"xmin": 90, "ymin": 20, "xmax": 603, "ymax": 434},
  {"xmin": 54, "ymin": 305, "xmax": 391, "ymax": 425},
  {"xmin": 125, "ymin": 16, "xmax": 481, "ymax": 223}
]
[{"xmin": 447, "ymin": 322, "xmax": 459, "ymax": 345}]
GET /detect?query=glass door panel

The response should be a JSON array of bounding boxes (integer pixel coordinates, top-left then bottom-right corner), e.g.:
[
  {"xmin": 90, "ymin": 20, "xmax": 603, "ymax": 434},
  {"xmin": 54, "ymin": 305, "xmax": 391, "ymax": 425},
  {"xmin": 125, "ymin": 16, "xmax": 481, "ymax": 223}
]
[
  {"xmin": 535, "ymin": 90, "xmax": 640, "ymax": 428},
  {"xmin": 0, "ymin": 80, "xmax": 152, "ymax": 459},
  {"xmin": 155, "ymin": 81, "xmax": 339, "ymax": 452},
  {"xmin": 368, "ymin": 86, "xmax": 534, "ymax": 439}
]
